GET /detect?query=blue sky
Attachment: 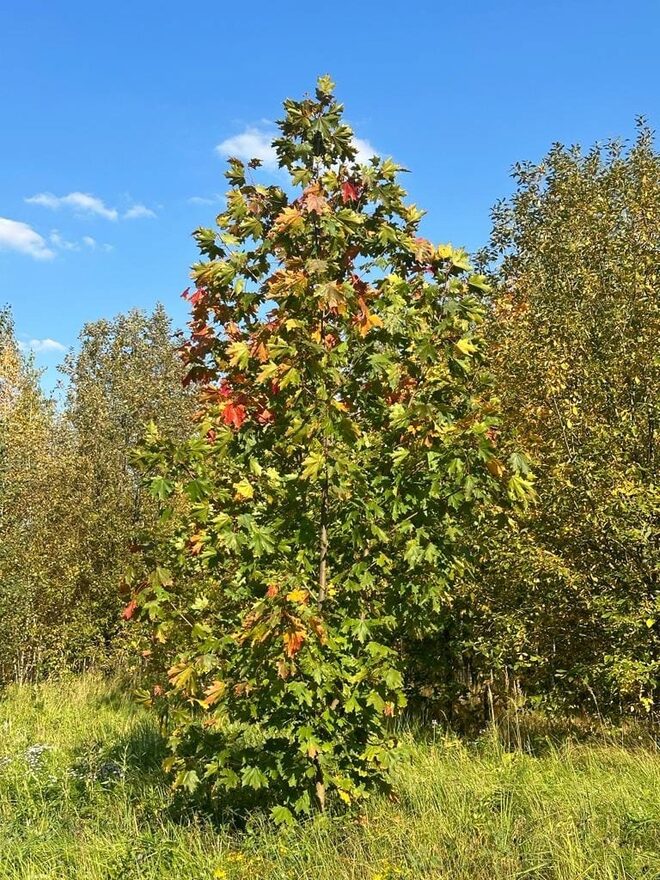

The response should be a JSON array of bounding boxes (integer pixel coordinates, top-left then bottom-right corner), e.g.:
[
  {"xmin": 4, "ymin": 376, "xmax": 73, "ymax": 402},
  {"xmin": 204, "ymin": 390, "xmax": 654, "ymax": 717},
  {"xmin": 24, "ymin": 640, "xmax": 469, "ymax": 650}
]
[{"xmin": 1, "ymin": 0, "xmax": 658, "ymax": 390}]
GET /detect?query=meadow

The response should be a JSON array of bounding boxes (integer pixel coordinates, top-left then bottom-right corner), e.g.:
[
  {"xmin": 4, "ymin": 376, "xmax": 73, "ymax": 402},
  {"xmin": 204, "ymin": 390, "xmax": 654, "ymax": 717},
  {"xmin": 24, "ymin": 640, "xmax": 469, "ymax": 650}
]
[{"xmin": 1, "ymin": 674, "xmax": 658, "ymax": 880}]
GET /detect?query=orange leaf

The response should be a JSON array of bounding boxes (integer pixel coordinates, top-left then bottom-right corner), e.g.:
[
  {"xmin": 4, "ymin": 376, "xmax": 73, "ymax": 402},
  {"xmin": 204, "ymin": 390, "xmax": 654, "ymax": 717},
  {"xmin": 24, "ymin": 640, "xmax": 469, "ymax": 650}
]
[
  {"xmin": 202, "ymin": 680, "xmax": 226, "ymax": 708},
  {"xmin": 223, "ymin": 402, "xmax": 246, "ymax": 429},
  {"xmin": 283, "ymin": 629, "xmax": 305, "ymax": 658},
  {"xmin": 121, "ymin": 599, "xmax": 138, "ymax": 621},
  {"xmin": 303, "ymin": 182, "xmax": 329, "ymax": 215}
]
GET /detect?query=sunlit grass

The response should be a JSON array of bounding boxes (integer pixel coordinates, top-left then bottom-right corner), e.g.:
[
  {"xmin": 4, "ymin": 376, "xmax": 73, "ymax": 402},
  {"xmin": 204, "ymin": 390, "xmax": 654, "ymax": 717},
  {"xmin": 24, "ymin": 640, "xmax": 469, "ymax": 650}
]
[{"xmin": 0, "ymin": 674, "xmax": 658, "ymax": 879}]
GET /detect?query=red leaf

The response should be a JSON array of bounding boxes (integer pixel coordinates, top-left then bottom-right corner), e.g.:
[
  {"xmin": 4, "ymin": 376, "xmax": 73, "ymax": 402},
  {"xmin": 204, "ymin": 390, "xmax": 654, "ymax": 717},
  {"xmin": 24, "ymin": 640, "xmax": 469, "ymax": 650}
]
[
  {"xmin": 256, "ymin": 407, "xmax": 274, "ymax": 425},
  {"xmin": 122, "ymin": 599, "xmax": 138, "ymax": 621},
  {"xmin": 341, "ymin": 180, "xmax": 360, "ymax": 203},
  {"xmin": 223, "ymin": 402, "xmax": 246, "ymax": 429}
]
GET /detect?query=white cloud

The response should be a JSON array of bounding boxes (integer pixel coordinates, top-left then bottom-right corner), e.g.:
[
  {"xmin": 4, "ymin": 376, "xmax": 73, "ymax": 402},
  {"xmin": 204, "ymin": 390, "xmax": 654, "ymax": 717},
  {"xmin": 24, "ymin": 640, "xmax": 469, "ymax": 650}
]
[
  {"xmin": 124, "ymin": 203, "xmax": 156, "ymax": 220},
  {"xmin": 50, "ymin": 230, "xmax": 79, "ymax": 251},
  {"xmin": 353, "ymin": 136, "xmax": 378, "ymax": 164},
  {"xmin": 215, "ymin": 124, "xmax": 378, "ymax": 171},
  {"xmin": 19, "ymin": 338, "xmax": 66, "ymax": 354},
  {"xmin": 25, "ymin": 191, "xmax": 119, "ymax": 221},
  {"xmin": 188, "ymin": 195, "xmax": 219, "ymax": 206},
  {"xmin": 0, "ymin": 217, "xmax": 55, "ymax": 260},
  {"xmin": 216, "ymin": 126, "xmax": 278, "ymax": 169},
  {"xmin": 49, "ymin": 231, "xmax": 112, "ymax": 253}
]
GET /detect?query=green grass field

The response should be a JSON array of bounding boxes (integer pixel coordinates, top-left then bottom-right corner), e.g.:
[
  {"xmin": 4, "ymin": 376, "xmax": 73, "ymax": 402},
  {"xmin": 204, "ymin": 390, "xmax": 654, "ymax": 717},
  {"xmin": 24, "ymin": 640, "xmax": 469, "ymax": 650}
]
[{"xmin": 1, "ymin": 675, "xmax": 658, "ymax": 880}]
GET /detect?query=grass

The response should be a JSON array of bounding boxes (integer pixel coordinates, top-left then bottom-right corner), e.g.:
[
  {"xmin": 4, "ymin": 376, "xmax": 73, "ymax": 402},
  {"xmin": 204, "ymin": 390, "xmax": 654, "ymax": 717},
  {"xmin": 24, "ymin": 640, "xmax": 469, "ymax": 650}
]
[{"xmin": 0, "ymin": 675, "xmax": 659, "ymax": 879}]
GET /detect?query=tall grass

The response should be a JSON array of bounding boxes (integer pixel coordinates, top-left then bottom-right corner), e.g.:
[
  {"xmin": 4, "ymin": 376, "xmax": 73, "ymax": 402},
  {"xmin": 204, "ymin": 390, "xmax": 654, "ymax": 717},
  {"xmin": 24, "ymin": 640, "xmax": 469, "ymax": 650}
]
[{"xmin": 0, "ymin": 674, "xmax": 658, "ymax": 879}]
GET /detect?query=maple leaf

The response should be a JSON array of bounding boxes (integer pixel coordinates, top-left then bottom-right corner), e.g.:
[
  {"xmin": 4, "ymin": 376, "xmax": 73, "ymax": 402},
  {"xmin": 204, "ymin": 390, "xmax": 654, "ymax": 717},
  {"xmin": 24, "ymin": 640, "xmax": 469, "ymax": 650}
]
[
  {"xmin": 318, "ymin": 281, "xmax": 348, "ymax": 314},
  {"xmin": 223, "ymin": 402, "xmax": 246, "ymax": 429},
  {"xmin": 191, "ymin": 323, "xmax": 213, "ymax": 340},
  {"xmin": 309, "ymin": 616, "xmax": 327, "ymax": 645},
  {"xmin": 233, "ymin": 478, "xmax": 254, "ymax": 501},
  {"xmin": 189, "ymin": 533, "xmax": 205, "ymax": 555},
  {"xmin": 266, "ymin": 583, "xmax": 279, "ymax": 599},
  {"xmin": 202, "ymin": 680, "xmax": 226, "ymax": 708},
  {"xmin": 283, "ymin": 629, "xmax": 306, "ymax": 658},
  {"xmin": 272, "ymin": 206, "xmax": 304, "ymax": 234},
  {"xmin": 486, "ymin": 458, "xmax": 505, "ymax": 479},
  {"xmin": 189, "ymin": 289, "xmax": 206, "ymax": 307},
  {"xmin": 251, "ymin": 340, "xmax": 270, "ymax": 363},
  {"xmin": 302, "ymin": 182, "xmax": 329, "ymax": 215},
  {"xmin": 355, "ymin": 297, "xmax": 384, "ymax": 336},
  {"xmin": 413, "ymin": 237, "xmax": 435, "ymax": 263},
  {"xmin": 122, "ymin": 599, "xmax": 138, "ymax": 621},
  {"xmin": 341, "ymin": 180, "xmax": 360, "ymax": 203}
]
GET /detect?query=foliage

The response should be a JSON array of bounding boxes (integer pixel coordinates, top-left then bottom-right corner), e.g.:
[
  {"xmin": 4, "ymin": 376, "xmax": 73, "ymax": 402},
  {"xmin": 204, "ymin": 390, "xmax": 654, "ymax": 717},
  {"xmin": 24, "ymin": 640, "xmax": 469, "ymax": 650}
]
[
  {"xmin": 0, "ymin": 306, "xmax": 193, "ymax": 681},
  {"xmin": 131, "ymin": 76, "xmax": 532, "ymax": 819},
  {"xmin": 476, "ymin": 122, "xmax": 660, "ymax": 714},
  {"xmin": 1, "ymin": 674, "xmax": 659, "ymax": 880},
  {"xmin": 0, "ymin": 307, "xmax": 59, "ymax": 681}
]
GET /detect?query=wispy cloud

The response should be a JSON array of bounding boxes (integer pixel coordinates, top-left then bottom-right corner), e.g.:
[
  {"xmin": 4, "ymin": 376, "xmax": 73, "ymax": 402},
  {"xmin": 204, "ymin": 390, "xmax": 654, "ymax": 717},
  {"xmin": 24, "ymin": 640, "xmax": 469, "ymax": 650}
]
[
  {"xmin": 25, "ymin": 191, "xmax": 119, "ymax": 221},
  {"xmin": 124, "ymin": 203, "xmax": 156, "ymax": 220},
  {"xmin": 188, "ymin": 195, "xmax": 221, "ymax": 206},
  {"xmin": 50, "ymin": 230, "xmax": 79, "ymax": 251},
  {"xmin": 215, "ymin": 124, "xmax": 379, "ymax": 170},
  {"xmin": 19, "ymin": 337, "xmax": 66, "ymax": 354},
  {"xmin": 49, "ymin": 231, "xmax": 110, "ymax": 253},
  {"xmin": 0, "ymin": 217, "xmax": 55, "ymax": 260}
]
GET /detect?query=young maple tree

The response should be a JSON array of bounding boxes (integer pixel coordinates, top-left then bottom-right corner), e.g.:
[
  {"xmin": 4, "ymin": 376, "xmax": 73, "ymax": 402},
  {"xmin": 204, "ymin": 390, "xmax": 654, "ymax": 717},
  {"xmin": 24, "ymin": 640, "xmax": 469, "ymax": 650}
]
[{"xmin": 131, "ymin": 76, "xmax": 532, "ymax": 822}]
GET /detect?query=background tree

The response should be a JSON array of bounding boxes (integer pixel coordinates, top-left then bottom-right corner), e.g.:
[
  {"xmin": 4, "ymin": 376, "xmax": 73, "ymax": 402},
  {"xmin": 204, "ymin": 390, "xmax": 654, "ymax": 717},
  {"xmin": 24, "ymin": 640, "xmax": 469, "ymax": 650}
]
[
  {"xmin": 0, "ymin": 306, "xmax": 193, "ymax": 681},
  {"xmin": 476, "ymin": 123, "xmax": 660, "ymax": 714},
  {"xmin": 131, "ymin": 77, "xmax": 532, "ymax": 821},
  {"xmin": 0, "ymin": 308, "xmax": 60, "ymax": 681}
]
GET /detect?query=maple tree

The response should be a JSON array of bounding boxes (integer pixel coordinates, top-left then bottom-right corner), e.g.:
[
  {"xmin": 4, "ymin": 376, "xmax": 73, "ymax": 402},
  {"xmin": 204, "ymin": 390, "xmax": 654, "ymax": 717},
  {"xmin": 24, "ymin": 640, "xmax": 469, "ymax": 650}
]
[{"xmin": 129, "ymin": 76, "xmax": 533, "ymax": 821}]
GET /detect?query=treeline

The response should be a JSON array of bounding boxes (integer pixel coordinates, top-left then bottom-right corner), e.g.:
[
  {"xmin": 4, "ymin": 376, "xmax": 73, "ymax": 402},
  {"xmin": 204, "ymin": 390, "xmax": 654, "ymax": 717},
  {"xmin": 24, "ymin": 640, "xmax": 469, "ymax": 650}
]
[
  {"xmin": 0, "ymin": 125, "xmax": 657, "ymax": 721},
  {"xmin": 0, "ymin": 307, "xmax": 193, "ymax": 681}
]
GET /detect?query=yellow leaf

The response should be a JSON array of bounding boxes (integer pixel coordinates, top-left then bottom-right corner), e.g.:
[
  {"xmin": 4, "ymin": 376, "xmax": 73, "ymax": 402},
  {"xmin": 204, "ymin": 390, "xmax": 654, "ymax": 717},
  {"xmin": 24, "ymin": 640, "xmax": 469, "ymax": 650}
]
[
  {"xmin": 226, "ymin": 340, "xmax": 250, "ymax": 367},
  {"xmin": 273, "ymin": 206, "xmax": 304, "ymax": 234},
  {"xmin": 286, "ymin": 588, "xmax": 309, "ymax": 604},
  {"xmin": 256, "ymin": 361, "xmax": 279, "ymax": 384},
  {"xmin": 233, "ymin": 479, "xmax": 254, "ymax": 501},
  {"xmin": 486, "ymin": 458, "xmax": 505, "ymax": 479},
  {"xmin": 455, "ymin": 337, "xmax": 478, "ymax": 356}
]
